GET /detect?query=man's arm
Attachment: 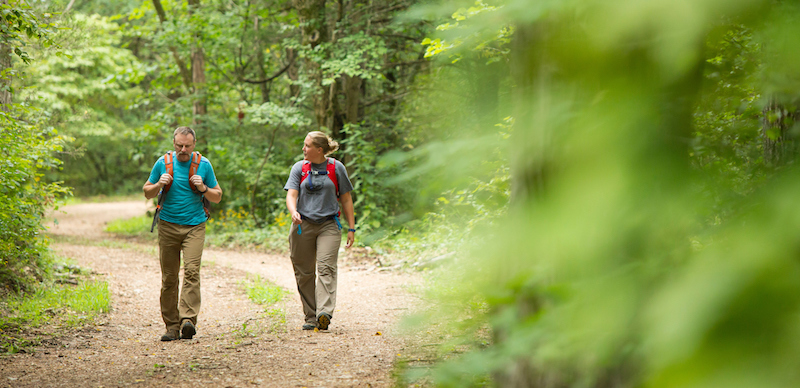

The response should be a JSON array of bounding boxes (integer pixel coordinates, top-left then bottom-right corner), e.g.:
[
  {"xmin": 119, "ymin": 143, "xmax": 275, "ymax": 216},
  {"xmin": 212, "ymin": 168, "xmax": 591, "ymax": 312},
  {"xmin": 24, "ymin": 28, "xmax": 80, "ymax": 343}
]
[
  {"xmin": 203, "ymin": 184, "xmax": 223, "ymax": 203},
  {"xmin": 189, "ymin": 174, "xmax": 222, "ymax": 203}
]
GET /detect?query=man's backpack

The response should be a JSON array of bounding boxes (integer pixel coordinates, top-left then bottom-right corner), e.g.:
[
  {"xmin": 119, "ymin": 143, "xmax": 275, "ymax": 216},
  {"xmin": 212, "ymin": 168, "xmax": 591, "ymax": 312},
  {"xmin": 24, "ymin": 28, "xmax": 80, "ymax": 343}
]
[
  {"xmin": 150, "ymin": 151, "xmax": 211, "ymax": 232},
  {"xmin": 300, "ymin": 157, "xmax": 339, "ymax": 197}
]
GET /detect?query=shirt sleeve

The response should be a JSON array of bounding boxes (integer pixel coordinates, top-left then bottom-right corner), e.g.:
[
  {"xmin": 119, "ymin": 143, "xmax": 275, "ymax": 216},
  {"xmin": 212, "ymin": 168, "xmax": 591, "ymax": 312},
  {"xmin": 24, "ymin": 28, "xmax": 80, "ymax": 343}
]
[
  {"xmin": 148, "ymin": 157, "xmax": 165, "ymax": 184},
  {"xmin": 335, "ymin": 160, "xmax": 354, "ymax": 196},
  {"xmin": 284, "ymin": 162, "xmax": 302, "ymax": 191},
  {"xmin": 201, "ymin": 159, "xmax": 218, "ymax": 188}
]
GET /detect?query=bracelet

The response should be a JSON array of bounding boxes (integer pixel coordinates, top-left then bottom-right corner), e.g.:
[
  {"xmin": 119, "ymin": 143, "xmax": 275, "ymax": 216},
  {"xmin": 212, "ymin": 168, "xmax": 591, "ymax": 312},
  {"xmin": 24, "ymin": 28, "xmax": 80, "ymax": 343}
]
[
  {"xmin": 198, "ymin": 186, "xmax": 208, "ymax": 194},
  {"xmin": 348, "ymin": 228, "xmax": 356, "ymax": 232}
]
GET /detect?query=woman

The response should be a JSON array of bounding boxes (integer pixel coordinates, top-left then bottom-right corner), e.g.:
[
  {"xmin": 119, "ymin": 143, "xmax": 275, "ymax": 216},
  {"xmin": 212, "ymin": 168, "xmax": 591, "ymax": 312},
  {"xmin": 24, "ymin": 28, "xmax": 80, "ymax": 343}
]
[{"xmin": 284, "ymin": 131, "xmax": 355, "ymax": 331}]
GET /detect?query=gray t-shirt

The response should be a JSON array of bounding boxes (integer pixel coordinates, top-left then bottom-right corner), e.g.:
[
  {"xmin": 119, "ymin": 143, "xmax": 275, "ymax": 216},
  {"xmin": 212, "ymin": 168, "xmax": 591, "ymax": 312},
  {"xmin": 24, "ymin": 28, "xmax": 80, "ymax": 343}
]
[{"xmin": 284, "ymin": 158, "xmax": 354, "ymax": 223}]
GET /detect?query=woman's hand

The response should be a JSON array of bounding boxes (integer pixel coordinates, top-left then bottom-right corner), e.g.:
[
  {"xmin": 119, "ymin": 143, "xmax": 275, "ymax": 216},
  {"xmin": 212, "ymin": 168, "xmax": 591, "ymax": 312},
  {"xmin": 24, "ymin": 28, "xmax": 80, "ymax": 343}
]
[
  {"xmin": 346, "ymin": 230, "xmax": 354, "ymax": 248},
  {"xmin": 291, "ymin": 211, "xmax": 303, "ymax": 224}
]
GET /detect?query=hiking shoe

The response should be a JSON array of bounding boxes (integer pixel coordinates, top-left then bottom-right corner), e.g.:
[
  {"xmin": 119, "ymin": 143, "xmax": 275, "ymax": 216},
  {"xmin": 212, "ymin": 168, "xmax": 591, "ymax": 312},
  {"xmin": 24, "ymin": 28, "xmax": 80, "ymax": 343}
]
[
  {"xmin": 317, "ymin": 312, "xmax": 332, "ymax": 330},
  {"xmin": 160, "ymin": 330, "xmax": 180, "ymax": 342},
  {"xmin": 181, "ymin": 320, "xmax": 196, "ymax": 340},
  {"xmin": 302, "ymin": 323, "xmax": 317, "ymax": 330}
]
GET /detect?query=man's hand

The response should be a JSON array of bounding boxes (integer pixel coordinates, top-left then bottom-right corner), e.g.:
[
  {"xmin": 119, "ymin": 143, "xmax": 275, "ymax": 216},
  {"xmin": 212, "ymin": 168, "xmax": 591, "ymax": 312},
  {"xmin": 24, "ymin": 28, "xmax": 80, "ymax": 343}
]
[
  {"xmin": 190, "ymin": 175, "xmax": 206, "ymax": 191},
  {"xmin": 158, "ymin": 173, "xmax": 173, "ymax": 187}
]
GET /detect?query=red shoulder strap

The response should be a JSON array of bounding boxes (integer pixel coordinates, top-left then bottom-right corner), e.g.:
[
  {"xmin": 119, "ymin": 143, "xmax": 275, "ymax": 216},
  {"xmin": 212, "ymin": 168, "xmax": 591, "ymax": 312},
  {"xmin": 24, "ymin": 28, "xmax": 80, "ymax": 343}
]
[
  {"xmin": 189, "ymin": 151, "xmax": 202, "ymax": 193},
  {"xmin": 300, "ymin": 160, "xmax": 311, "ymax": 183},
  {"xmin": 163, "ymin": 152, "xmax": 174, "ymax": 194},
  {"xmin": 327, "ymin": 158, "xmax": 339, "ymax": 196}
]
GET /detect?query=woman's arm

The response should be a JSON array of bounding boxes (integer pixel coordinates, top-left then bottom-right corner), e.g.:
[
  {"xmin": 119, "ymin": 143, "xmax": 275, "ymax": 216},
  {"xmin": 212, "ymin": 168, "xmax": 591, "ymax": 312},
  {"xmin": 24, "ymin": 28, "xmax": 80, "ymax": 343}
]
[
  {"xmin": 339, "ymin": 191, "xmax": 355, "ymax": 248},
  {"xmin": 286, "ymin": 189, "xmax": 302, "ymax": 224}
]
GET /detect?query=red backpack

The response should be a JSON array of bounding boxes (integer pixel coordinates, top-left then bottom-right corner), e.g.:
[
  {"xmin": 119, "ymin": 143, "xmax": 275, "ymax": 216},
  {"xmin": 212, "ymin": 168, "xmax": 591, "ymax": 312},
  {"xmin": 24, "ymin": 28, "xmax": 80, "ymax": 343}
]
[{"xmin": 300, "ymin": 157, "xmax": 339, "ymax": 197}]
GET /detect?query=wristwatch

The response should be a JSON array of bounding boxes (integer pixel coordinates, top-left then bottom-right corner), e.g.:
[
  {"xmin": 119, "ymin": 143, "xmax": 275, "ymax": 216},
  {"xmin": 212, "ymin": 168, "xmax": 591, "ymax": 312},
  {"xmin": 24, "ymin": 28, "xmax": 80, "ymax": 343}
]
[{"xmin": 348, "ymin": 228, "xmax": 356, "ymax": 232}]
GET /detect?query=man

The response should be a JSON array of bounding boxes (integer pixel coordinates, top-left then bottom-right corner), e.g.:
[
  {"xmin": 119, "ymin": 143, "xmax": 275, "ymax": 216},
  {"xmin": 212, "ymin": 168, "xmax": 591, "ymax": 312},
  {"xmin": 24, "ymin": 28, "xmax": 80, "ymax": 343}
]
[{"xmin": 143, "ymin": 126, "xmax": 223, "ymax": 341}]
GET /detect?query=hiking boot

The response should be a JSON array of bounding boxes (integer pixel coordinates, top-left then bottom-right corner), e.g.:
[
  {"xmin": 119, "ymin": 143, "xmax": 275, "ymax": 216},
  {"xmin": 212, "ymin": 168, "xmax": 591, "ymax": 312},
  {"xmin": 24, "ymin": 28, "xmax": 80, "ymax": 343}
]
[
  {"xmin": 302, "ymin": 323, "xmax": 317, "ymax": 330},
  {"xmin": 160, "ymin": 330, "xmax": 180, "ymax": 342},
  {"xmin": 317, "ymin": 312, "xmax": 332, "ymax": 331},
  {"xmin": 181, "ymin": 320, "xmax": 196, "ymax": 340}
]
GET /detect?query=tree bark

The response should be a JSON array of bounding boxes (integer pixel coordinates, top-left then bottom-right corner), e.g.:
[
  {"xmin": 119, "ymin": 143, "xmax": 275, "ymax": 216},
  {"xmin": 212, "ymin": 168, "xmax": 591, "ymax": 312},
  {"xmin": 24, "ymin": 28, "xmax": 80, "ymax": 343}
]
[
  {"xmin": 0, "ymin": 42, "xmax": 11, "ymax": 109},
  {"xmin": 191, "ymin": 46, "xmax": 207, "ymax": 122},
  {"xmin": 343, "ymin": 73, "xmax": 362, "ymax": 125},
  {"xmin": 253, "ymin": 15, "xmax": 271, "ymax": 103},
  {"xmin": 151, "ymin": 0, "xmax": 193, "ymax": 91},
  {"xmin": 762, "ymin": 100, "xmax": 798, "ymax": 166},
  {"xmin": 188, "ymin": 0, "xmax": 207, "ymax": 127},
  {"xmin": 0, "ymin": 0, "xmax": 10, "ymax": 110},
  {"xmin": 293, "ymin": 0, "xmax": 330, "ymax": 129}
]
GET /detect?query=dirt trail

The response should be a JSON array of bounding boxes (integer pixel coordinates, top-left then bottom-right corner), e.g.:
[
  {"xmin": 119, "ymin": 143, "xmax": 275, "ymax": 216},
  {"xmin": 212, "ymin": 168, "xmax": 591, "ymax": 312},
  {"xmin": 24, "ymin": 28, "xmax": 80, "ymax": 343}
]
[{"xmin": 0, "ymin": 200, "xmax": 418, "ymax": 387}]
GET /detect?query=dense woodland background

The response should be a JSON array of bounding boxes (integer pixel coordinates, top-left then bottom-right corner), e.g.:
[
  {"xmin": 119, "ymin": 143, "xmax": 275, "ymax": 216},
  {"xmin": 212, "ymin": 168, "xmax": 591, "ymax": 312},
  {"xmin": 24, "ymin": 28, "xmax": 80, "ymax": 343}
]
[{"xmin": 5, "ymin": 0, "xmax": 800, "ymax": 386}]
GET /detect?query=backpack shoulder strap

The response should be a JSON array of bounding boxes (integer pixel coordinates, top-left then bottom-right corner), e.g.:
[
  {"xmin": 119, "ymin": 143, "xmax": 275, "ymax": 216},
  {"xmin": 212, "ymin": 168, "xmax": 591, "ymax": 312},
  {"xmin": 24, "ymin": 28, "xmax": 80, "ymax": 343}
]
[
  {"xmin": 327, "ymin": 158, "xmax": 339, "ymax": 196},
  {"xmin": 300, "ymin": 160, "xmax": 311, "ymax": 183},
  {"xmin": 189, "ymin": 151, "xmax": 202, "ymax": 193},
  {"xmin": 163, "ymin": 151, "xmax": 174, "ymax": 194}
]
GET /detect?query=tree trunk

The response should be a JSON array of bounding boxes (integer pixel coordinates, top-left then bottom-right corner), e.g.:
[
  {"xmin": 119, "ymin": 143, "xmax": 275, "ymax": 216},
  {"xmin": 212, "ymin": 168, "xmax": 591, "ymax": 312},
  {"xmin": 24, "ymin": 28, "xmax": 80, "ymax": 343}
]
[
  {"xmin": 0, "ymin": 42, "xmax": 11, "ymax": 109},
  {"xmin": 191, "ymin": 46, "xmax": 207, "ymax": 122},
  {"xmin": 762, "ymin": 100, "xmax": 798, "ymax": 166},
  {"xmin": 0, "ymin": 0, "xmax": 10, "ymax": 110},
  {"xmin": 254, "ymin": 16, "xmax": 271, "ymax": 103},
  {"xmin": 151, "ymin": 0, "xmax": 192, "ymax": 90},
  {"xmin": 343, "ymin": 73, "xmax": 362, "ymax": 124},
  {"xmin": 188, "ymin": 0, "xmax": 207, "ymax": 127},
  {"xmin": 287, "ymin": 48, "xmax": 300, "ymax": 101},
  {"xmin": 293, "ymin": 0, "xmax": 331, "ymax": 130},
  {"xmin": 509, "ymin": 23, "xmax": 551, "ymax": 205}
]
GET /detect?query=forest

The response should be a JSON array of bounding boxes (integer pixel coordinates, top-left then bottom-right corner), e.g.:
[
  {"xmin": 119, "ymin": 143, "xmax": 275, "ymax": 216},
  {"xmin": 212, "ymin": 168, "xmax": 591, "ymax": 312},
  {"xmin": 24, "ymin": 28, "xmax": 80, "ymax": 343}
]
[{"xmin": 4, "ymin": 0, "xmax": 800, "ymax": 386}]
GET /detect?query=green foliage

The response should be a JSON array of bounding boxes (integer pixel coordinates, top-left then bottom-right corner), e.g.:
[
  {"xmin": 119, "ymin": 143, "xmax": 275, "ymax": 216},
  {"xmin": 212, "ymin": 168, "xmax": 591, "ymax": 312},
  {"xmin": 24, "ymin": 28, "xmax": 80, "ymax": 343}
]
[
  {"xmin": 241, "ymin": 274, "xmax": 288, "ymax": 306},
  {"xmin": 205, "ymin": 207, "xmax": 290, "ymax": 251},
  {"xmin": 0, "ymin": 0, "xmax": 59, "ymax": 65},
  {"xmin": 0, "ymin": 277, "xmax": 110, "ymax": 353},
  {"xmin": 22, "ymin": 13, "xmax": 151, "ymax": 196},
  {"xmin": 314, "ymin": 31, "xmax": 389, "ymax": 85},
  {"xmin": 105, "ymin": 214, "xmax": 157, "ymax": 240},
  {"xmin": 340, "ymin": 123, "xmax": 416, "ymax": 236},
  {"xmin": 0, "ymin": 105, "xmax": 71, "ymax": 292},
  {"xmin": 396, "ymin": 0, "xmax": 800, "ymax": 387}
]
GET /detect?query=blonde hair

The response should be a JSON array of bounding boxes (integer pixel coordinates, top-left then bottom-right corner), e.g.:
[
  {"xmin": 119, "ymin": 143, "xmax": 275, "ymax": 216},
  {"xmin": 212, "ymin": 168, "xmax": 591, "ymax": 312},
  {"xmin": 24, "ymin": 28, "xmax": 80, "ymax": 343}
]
[{"xmin": 307, "ymin": 131, "xmax": 339, "ymax": 156}]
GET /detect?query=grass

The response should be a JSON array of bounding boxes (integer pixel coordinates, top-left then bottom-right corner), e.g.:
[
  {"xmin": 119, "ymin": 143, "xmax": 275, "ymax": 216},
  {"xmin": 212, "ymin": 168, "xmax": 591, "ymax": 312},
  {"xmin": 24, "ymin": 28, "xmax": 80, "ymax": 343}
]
[
  {"xmin": 105, "ymin": 215, "xmax": 158, "ymax": 240},
  {"xmin": 240, "ymin": 275, "xmax": 290, "ymax": 333},
  {"xmin": 0, "ymin": 277, "xmax": 111, "ymax": 354},
  {"xmin": 243, "ymin": 274, "xmax": 288, "ymax": 305}
]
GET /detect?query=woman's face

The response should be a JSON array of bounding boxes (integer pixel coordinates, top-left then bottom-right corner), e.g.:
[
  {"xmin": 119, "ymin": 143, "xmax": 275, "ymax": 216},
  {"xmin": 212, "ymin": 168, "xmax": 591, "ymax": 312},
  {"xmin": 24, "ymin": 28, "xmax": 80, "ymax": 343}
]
[{"xmin": 303, "ymin": 136, "xmax": 323, "ymax": 161}]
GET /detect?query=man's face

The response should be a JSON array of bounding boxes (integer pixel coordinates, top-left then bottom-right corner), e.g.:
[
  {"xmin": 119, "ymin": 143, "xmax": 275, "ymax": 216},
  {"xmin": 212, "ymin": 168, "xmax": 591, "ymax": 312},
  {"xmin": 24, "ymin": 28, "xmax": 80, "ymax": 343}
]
[{"xmin": 173, "ymin": 133, "xmax": 196, "ymax": 161}]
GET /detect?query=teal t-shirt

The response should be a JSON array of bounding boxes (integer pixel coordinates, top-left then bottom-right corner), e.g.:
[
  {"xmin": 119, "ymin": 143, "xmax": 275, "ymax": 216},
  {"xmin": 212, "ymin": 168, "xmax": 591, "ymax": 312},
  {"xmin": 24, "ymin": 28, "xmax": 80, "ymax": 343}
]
[{"xmin": 148, "ymin": 152, "xmax": 218, "ymax": 226}]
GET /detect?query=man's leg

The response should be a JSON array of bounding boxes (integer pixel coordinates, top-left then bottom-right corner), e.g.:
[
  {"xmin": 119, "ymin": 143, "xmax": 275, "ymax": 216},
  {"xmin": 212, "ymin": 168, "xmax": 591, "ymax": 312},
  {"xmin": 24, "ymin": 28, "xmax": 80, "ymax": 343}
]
[
  {"xmin": 315, "ymin": 220, "xmax": 341, "ymax": 328},
  {"xmin": 158, "ymin": 220, "xmax": 183, "ymax": 336},
  {"xmin": 289, "ymin": 222, "xmax": 319, "ymax": 326},
  {"xmin": 179, "ymin": 222, "xmax": 205, "ymax": 328}
]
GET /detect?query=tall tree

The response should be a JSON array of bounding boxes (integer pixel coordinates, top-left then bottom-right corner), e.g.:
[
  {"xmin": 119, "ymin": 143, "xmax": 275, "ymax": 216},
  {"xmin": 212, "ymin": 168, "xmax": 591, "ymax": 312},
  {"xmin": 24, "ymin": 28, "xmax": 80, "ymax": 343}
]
[{"xmin": 151, "ymin": 0, "xmax": 207, "ymax": 127}]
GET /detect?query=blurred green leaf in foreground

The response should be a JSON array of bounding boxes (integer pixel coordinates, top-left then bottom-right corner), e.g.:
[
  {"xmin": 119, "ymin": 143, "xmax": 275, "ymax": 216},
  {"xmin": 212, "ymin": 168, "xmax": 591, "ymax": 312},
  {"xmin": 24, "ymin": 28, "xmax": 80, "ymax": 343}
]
[{"xmin": 402, "ymin": 0, "xmax": 800, "ymax": 387}]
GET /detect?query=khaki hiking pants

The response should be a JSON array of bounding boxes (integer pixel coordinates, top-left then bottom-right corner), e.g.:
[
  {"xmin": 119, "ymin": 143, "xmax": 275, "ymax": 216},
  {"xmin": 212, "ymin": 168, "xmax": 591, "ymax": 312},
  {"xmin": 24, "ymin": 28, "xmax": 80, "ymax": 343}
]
[
  {"xmin": 289, "ymin": 220, "xmax": 341, "ymax": 325},
  {"xmin": 158, "ymin": 219, "xmax": 206, "ymax": 332}
]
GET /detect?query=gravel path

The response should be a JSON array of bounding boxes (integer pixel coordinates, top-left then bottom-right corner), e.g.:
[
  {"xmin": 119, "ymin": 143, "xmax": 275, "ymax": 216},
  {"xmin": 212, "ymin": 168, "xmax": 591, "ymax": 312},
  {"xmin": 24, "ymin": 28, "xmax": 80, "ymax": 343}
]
[{"xmin": 0, "ymin": 200, "xmax": 418, "ymax": 387}]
